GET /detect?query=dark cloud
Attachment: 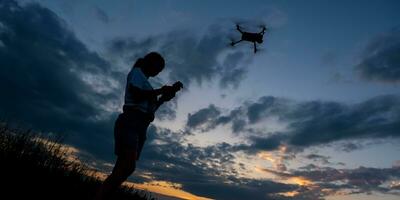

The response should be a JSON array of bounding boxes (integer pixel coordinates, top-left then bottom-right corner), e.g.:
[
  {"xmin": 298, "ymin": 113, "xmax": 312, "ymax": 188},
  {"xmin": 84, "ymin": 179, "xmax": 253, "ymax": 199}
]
[
  {"xmin": 246, "ymin": 96, "xmax": 290, "ymax": 124},
  {"xmin": 0, "ymin": 0, "xmax": 119, "ymax": 158},
  {"xmin": 182, "ymin": 178, "xmax": 297, "ymax": 200},
  {"xmin": 339, "ymin": 142, "xmax": 363, "ymax": 152},
  {"xmin": 189, "ymin": 104, "xmax": 248, "ymax": 135},
  {"xmin": 295, "ymin": 166, "xmax": 400, "ymax": 195},
  {"xmin": 186, "ymin": 94, "xmax": 400, "ymax": 152},
  {"xmin": 219, "ymin": 51, "xmax": 248, "ymax": 89},
  {"xmin": 305, "ymin": 154, "xmax": 331, "ymax": 165},
  {"xmin": 240, "ymin": 134, "xmax": 286, "ymax": 152},
  {"xmin": 356, "ymin": 27, "xmax": 400, "ymax": 83},
  {"xmin": 260, "ymin": 166, "xmax": 400, "ymax": 199},
  {"xmin": 286, "ymin": 95, "xmax": 400, "ymax": 147},
  {"xmin": 186, "ymin": 104, "xmax": 220, "ymax": 131}
]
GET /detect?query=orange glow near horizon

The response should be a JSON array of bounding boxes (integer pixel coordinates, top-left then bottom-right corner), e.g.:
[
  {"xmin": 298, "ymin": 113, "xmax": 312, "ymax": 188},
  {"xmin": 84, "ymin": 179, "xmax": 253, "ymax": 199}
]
[
  {"xmin": 256, "ymin": 146, "xmax": 289, "ymax": 172},
  {"xmin": 255, "ymin": 165, "xmax": 314, "ymax": 187},
  {"xmin": 278, "ymin": 190, "xmax": 300, "ymax": 197},
  {"xmin": 125, "ymin": 180, "xmax": 213, "ymax": 200},
  {"xmin": 257, "ymin": 151, "xmax": 276, "ymax": 163},
  {"xmin": 286, "ymin": 176, "xmax": 313, "ymax": 186}
]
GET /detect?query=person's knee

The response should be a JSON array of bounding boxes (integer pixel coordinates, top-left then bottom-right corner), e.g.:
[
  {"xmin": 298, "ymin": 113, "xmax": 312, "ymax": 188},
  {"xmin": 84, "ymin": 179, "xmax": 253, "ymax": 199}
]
[
  {"xmin": 115, "ymin": 153, "xmax": 137, "ymax": 177},
  {"xmin": 118, "ymin": 157, "xmax": 136, "ymax": 176},
  {"xmin": 125, "ymin": 160, "xmax": 136, "ymax": 174}
]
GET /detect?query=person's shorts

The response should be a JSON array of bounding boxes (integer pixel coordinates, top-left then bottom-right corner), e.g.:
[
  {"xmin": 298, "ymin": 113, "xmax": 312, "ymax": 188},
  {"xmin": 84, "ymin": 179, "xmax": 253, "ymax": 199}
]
[{"xmin": 114, "ymin": 109, "xmax": 151, "ymax": 160}]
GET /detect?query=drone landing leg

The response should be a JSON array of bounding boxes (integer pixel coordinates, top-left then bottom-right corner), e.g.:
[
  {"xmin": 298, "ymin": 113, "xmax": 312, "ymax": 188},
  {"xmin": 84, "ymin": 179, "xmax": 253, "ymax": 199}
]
[
  {"xmin": 254, "ymin": 42, "xmax": 257, "ymax": 53},
  {"xmin": 231, "ymin": 39, "xmax": 243, "ymax": 46}
]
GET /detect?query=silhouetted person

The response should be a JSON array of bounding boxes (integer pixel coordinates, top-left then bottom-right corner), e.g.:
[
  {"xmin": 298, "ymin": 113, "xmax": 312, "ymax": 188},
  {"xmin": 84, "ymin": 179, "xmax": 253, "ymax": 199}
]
[{"xmin": 95, "ymin": 52, "xmax": 182, "ymax": 200}]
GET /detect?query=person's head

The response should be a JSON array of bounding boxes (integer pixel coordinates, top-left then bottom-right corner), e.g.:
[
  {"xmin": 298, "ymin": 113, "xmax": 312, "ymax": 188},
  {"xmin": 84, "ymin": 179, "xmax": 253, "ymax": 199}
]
[{"xmin": 134, "ymin": 52, "xmax": 165, "ymax": 77}]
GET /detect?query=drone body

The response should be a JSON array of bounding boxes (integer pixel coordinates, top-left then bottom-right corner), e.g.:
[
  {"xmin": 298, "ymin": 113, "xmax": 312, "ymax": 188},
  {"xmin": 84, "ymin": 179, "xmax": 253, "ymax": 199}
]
[{"xmin": 230, "ymin": 25, "xmax": 267, "ymax": 53}]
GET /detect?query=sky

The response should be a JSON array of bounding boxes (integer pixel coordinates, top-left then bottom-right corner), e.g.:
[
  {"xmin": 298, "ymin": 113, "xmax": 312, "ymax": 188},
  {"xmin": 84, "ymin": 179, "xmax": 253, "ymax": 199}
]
[{"xmin": 0, "ymin": 0, "xmax": 400, "ymax": 199}]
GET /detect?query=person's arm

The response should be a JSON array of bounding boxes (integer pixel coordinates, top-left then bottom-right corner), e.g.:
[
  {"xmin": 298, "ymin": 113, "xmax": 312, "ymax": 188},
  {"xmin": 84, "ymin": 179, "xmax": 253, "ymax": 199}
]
[
  {"xmin": 152, "ymin": 81, "xmax": 183, "ymax": 111},
  {"xmin": 154, "ymin": 97, "xmax": 166, "ymax": 111},
  {"xmin": 129, "ymin": 85, "xmax": 173, "ymax": 102},
  {"xmin": 152, "ymin": 92, "xmax": 173, "ymax": 112}
]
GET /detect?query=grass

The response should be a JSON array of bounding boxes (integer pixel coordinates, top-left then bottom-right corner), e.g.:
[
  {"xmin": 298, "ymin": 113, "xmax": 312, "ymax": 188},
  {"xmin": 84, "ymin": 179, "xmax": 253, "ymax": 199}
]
[{"xmin": 0, "ymin": 122, "xmax": 155, "ymax": 200}]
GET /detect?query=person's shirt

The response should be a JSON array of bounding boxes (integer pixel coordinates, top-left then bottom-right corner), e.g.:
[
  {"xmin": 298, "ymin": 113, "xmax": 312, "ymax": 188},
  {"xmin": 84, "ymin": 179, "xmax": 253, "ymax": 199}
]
[{"xmin": 124, "ymin": 67, "xmax": 156, "ymax": 113}]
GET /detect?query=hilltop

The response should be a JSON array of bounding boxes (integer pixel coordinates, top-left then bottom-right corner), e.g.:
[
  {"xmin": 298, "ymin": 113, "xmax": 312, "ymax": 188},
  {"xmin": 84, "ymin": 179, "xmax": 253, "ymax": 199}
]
[{"xmin": 0, "ymin": 122, "xmax": 155, "ymax": 200}]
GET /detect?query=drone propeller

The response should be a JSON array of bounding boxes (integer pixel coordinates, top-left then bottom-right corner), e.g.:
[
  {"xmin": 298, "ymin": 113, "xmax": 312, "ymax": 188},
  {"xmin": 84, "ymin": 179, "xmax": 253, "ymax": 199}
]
[
  {"xmin": 234, "ymin": 22, "xmax": 245, "ymax": 33},
  {"xmin": 258, "ymin": 24, "xmax": 268, "ymax": 34}
]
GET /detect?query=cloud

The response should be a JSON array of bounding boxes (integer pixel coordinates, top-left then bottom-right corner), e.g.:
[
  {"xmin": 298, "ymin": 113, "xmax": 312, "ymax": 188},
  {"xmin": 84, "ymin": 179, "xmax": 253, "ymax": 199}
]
[
  {"xmin": 246, "ymin": 96, "xmax": 290, "ymax": 124},
  {"xmin": 305, "ymin": 154, "xmax": 331, "ymax": 165},
  {"xmin": 285, "ymin": 95, "xmax": 400, "ymax": 147},
  {"xmin": 260, "ymin": 165, "xmax": 400, "ymax": 199},
  {"xmin": 130, "ymin": 126, "xmax": 299, "ymax": 200},
  {"xmin": 294, "ymin": 166, "xmax": 400, "ymax": 195},
  {"xmin": 186, "ymin": 102, "xmax": 248, "ymax": 134},
  {"xmin": 0, "ymin": 0, "xmax": 120, "ymax": 158},
  {"xmin": 186, "ymin": 104, "xmax": 221, "ymax": 131},
  {"xmin": 356, "ymin": 27, "xmax": 400, "ymax": 83},
  {"xmin": 186, "ymin": 94, "xmax": 400, "ymax": 152},
  {"xmin": 219, "ymin": 51, "xmax": 248, "ymax": 89}
]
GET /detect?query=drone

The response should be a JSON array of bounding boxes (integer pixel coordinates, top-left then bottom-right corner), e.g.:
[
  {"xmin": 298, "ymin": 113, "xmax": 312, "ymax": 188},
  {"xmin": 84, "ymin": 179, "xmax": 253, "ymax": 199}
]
[{"xmin": 230, "ymin": 24, "xmax": 267, "ymax": 53}]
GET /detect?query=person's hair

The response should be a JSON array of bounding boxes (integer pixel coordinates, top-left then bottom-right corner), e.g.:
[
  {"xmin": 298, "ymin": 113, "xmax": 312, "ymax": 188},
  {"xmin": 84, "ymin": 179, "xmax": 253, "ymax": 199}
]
[
  {"xmin": 133, "ymin": 52, "xmax": 165, "ymax": 70},
  {"xmin": 133, "ymin": 58, "xmax": 145, "ymax": 68}
]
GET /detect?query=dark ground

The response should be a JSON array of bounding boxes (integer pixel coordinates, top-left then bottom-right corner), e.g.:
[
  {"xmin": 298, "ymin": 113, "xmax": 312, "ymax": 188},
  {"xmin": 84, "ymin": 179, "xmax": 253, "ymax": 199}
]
[{"xmin": 0, "ymin": 122, "xmax": 155, "ymax": 200}]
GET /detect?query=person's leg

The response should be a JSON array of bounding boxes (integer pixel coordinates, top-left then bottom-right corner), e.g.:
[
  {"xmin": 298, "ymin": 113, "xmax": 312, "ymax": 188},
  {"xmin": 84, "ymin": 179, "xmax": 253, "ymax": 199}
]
[{"xmin": 94, "ymin": 152, "xmax": 137, "ymax": 200}]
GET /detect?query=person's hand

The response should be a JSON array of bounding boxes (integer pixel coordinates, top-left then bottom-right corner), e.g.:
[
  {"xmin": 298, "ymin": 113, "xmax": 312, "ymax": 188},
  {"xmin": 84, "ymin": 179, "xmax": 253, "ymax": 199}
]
[
  {"xmin": 160, "ymin": 90, "xmax": 176, "ymax": 102},
  {"xmin": 158, "ymin": 81, "xmax": 183, "ymax": 102},
  {"xmin": 172, "ymin": 81, "xmax": 183, "ymax": 90},
  {"xmin": 160, "ymin": 85, "xmax": 174, "ymax": 95}
]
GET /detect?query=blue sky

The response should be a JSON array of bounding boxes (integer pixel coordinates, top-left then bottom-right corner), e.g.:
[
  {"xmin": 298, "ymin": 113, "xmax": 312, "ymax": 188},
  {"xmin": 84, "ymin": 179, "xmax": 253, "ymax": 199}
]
[{"xmin": 1, "ymin": 0, "xmax": 400, "ymax": 199}]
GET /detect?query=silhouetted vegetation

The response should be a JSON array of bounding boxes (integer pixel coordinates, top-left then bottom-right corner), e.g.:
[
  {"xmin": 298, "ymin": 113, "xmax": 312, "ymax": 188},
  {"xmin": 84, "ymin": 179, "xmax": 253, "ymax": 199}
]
[{"xmin": 0, "ymin": 122, "xmax": 155, "ymax": 200}]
